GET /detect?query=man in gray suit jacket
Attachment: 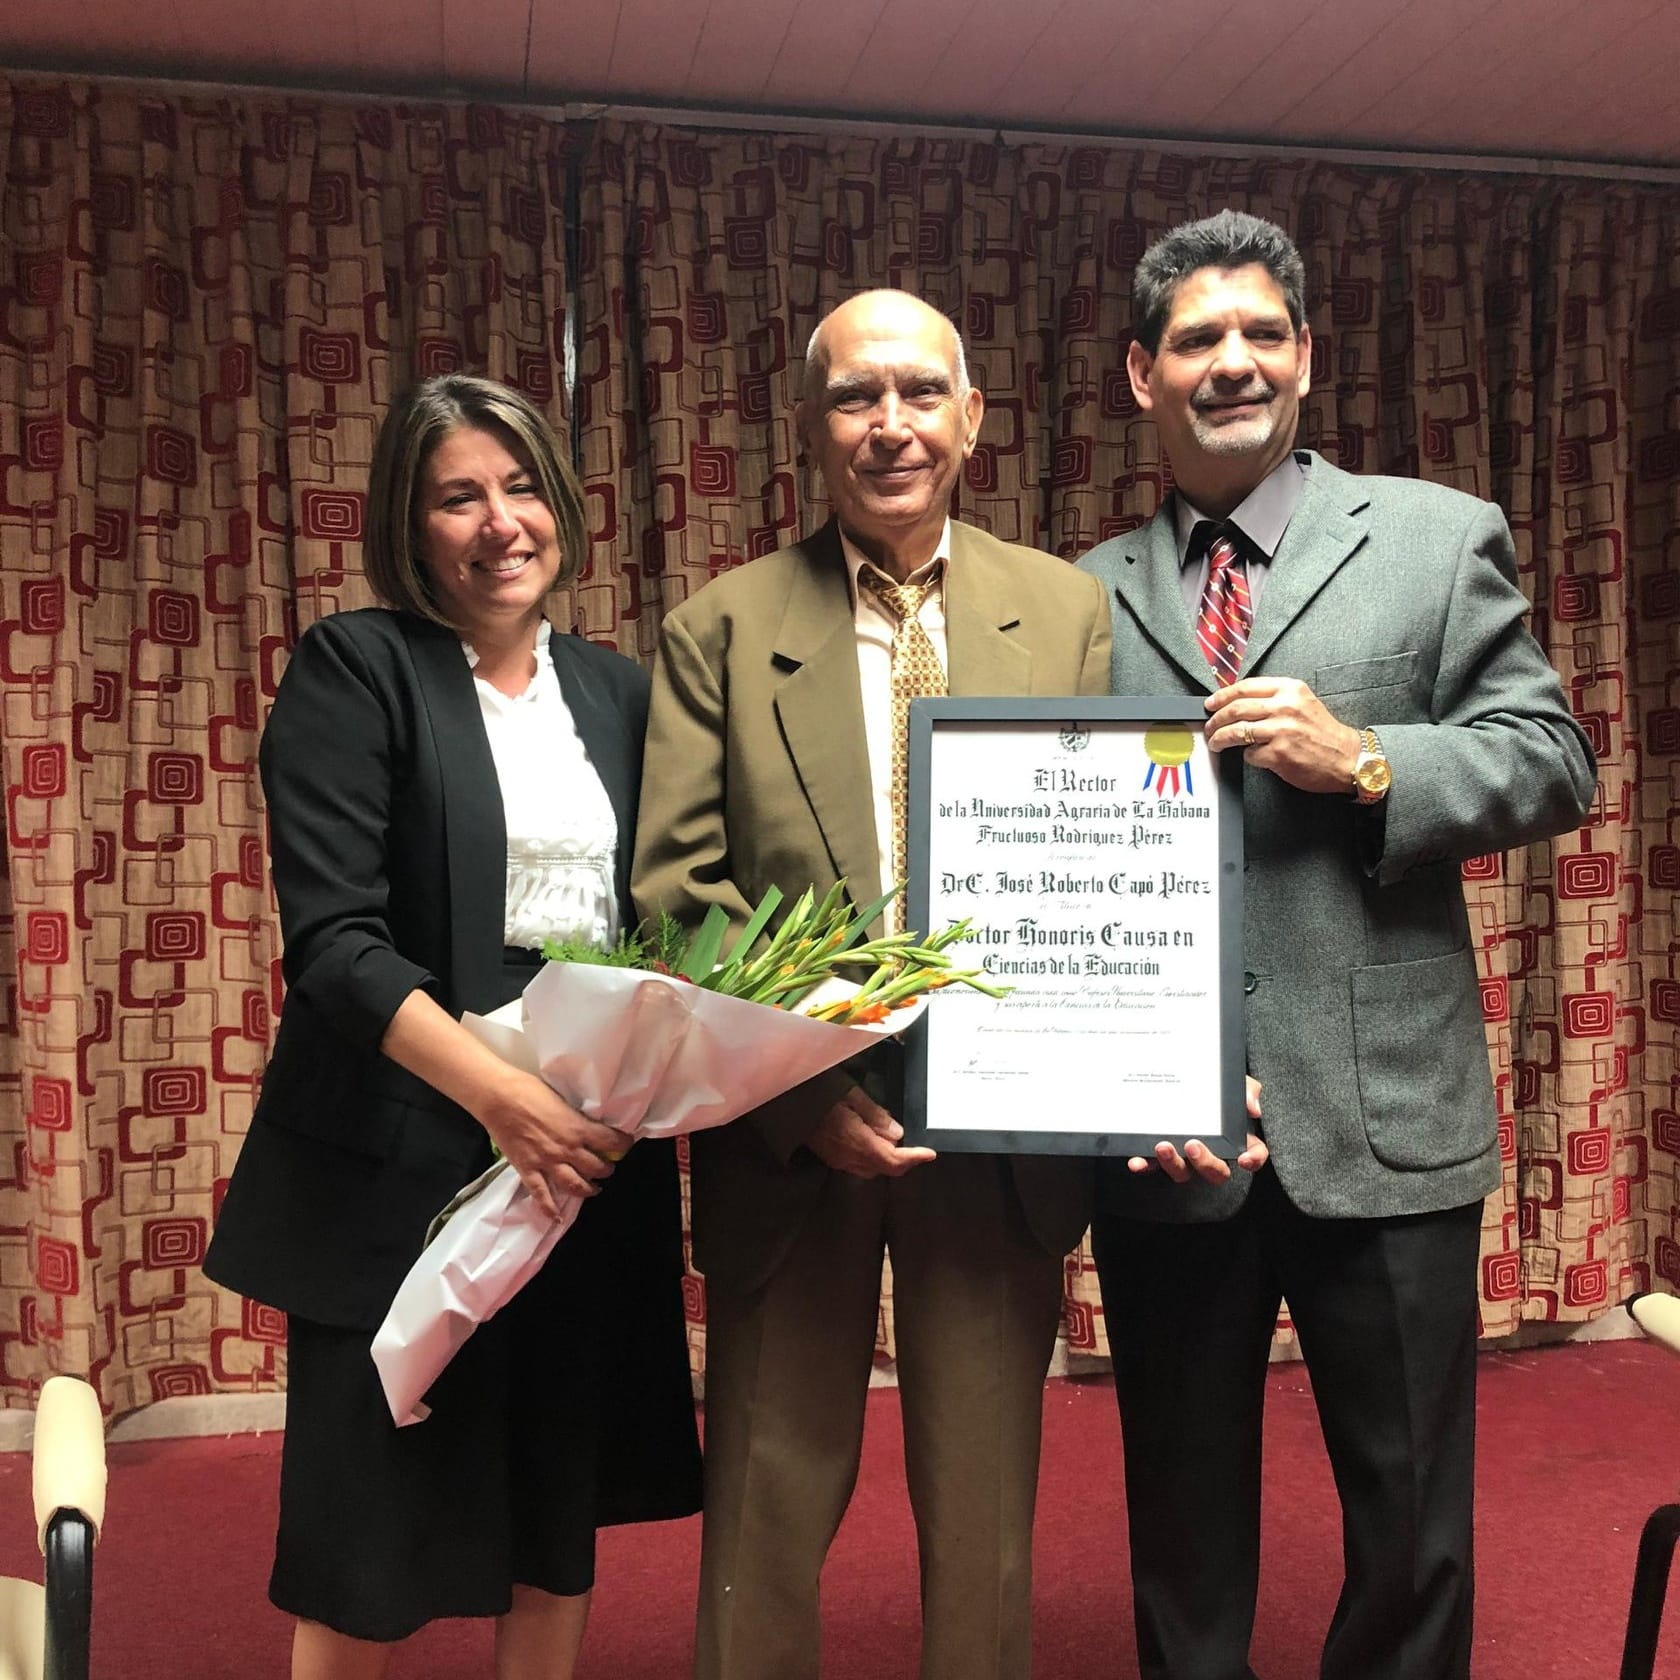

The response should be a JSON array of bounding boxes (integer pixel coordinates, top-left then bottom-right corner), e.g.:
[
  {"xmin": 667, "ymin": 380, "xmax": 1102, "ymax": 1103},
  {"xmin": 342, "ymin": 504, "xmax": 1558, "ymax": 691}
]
[{"xmin": 1077, "ymin": 211, "xmax": 1596, "ymax": 1680}]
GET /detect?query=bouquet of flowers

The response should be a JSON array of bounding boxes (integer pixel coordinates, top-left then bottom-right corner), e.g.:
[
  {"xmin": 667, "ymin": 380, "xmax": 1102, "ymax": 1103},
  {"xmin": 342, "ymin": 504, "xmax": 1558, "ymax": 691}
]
[{"xmin": 370, "ymin": 883, "xmax": 1001, "ymax": 1425}]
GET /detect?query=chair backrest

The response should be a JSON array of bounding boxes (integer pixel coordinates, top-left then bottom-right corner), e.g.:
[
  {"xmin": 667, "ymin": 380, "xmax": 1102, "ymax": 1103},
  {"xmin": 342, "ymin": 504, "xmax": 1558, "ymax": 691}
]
[
  {"xmin": 0, "ymin": 1580, "xmax": 46, "ymax": 1680},
  {"xmin": 29, "ymin": 1380, "xmax": 104, "ymax": 1553},
  {"xmin": 1628, "ymin": 1292, "xmax": 1680, "ymax": 1358},
  {"xmin": 0, "ymin": 1376, "xmax": 105, "ymax": 1680}
]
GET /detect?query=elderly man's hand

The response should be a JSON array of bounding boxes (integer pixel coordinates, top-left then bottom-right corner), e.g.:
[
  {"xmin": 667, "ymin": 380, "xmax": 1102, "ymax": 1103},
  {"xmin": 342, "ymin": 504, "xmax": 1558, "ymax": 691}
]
[
  {"xmin": 1126, "ymin": 1077, "xmax": 1268, "ymax": 1183},
  {"xmin": 1205, "ymin": 677, "xmax": 1362, "ymax": 795},
  {"xmin": 807, "ymin": 1085, "xmax": 937, "ymax": 1179}
]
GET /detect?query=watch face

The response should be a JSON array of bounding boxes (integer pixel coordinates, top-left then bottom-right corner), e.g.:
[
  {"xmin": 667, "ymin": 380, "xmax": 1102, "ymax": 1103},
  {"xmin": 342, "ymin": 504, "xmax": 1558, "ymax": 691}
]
[{"xmin": 1356, "ymin": 759, "xmax": 1392, "ymax": 796}]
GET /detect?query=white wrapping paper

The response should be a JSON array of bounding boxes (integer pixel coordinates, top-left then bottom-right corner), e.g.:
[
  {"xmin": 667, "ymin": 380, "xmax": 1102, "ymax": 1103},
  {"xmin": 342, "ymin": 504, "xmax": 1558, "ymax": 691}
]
[{"xmin": 371, "ymin": 964, "xmax": 922, "ymax": 1425}]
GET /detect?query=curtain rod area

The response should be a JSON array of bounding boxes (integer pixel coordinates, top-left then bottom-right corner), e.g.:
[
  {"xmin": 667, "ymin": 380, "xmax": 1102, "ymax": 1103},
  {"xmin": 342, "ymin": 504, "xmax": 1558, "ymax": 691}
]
[
  {"xmin": 6, "ymin": 63, "xmax": 1680, "ymax": 188},
  {"xmin": 594, "ymin": 99, "xmax": 1680, "ymax": 186}
]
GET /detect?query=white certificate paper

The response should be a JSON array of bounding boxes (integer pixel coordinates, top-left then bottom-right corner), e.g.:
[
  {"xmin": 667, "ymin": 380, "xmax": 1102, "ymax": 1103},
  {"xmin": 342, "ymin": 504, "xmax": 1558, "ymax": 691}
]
[{"xmin": 904, "ymin": 699, "xmax": 1246, "ymax": 1157}]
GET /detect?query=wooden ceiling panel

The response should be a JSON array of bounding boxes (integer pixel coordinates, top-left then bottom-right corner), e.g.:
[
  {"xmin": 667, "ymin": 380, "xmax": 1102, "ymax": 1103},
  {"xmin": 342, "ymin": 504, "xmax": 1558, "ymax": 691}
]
[
  {"xmin": 1208, "ymin": 0, "xmax": 1435, "ymax": 137},
  {"xmin": 438, "ymin": 0, "xmax": 531, "ymax": 90},
  {"xmin": 151, "ymin": 0, "xmax": 288, "ymax": 78},
  {"xmin": 1367, "ymin": 0, "xmax": 1606, "ymax": 150},
  {"xmin": 835, "ymin": 0, "xmax": 973, "ymax": 112},
  {"xmin": 0, "ymin": 0, "xmax": 1676, "ymax": 166},
  {"xmin": 1266, "ymin": 0, "xmax": 1492, "ymax": 141},
  {"xmin": 4, "ymin": 0, "xmax": 162, "ymax": 65},
  {"xmin": 597, "ymin": 0, "xmax": 711, "ymax": 97},
  {"xmin": 1427, "ymin": 0, "xmax": 1663, "ymax": 151},
  {"xmin": 1085, "ymin": 0, "xmax": 1325, "ymax": 136},
  {"xmin": 346, "ymin": 0, "xmax": 447, "ymax": 81},
  {"xmin": 524, "ymin": 0, "xmax": 624, "ymax": 96},
  {"xmin": 1054, "ymin": 0, "xmax": 1267, "ymax": 128},
  {"xmin": 966, "ymin": 0, "xmax": 1159, "ymax": 122},
  {"xmin": 1546, "ymin": 35, "xmax": 1680, "ymax": 160},
  {"xmin": 910, "ymin": 0, "xmax": 1064, "ymax": 116},
  {"xmin": 685, "ymin": 0, "xmax": 799, "ymax": 103},
  {"xmin": 1511, "ymin": 26, "xmax": 1680, "ymax": 160},
  {"xmin": 749, "ymin": 0, "xmax": 892, "ymax": 110}
]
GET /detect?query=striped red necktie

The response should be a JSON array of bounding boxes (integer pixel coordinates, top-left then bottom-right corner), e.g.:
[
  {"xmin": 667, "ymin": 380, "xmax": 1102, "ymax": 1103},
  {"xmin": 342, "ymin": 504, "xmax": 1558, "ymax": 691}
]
[{"xmin": 1193, "ymin": 523, "xmax": 1253, "ymax": 687}]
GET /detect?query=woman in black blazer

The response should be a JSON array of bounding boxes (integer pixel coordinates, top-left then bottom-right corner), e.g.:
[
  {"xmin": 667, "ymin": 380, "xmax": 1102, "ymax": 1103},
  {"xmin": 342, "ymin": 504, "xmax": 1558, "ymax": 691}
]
[{"xmin": 204, "ymin": 376, "xmax": 700, "ymax": 1679}]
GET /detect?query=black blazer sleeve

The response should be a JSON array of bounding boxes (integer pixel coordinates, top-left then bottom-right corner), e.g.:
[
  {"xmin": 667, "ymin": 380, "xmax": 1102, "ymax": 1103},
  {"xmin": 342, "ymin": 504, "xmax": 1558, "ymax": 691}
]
[{"xmin": 260, "ymin": 612, "xmax": 440, "ymax": 1049}]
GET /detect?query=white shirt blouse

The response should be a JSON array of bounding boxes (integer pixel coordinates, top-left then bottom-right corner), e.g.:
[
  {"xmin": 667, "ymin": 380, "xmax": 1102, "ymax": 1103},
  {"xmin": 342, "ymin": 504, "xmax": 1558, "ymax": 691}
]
[{"xmin": 464, "ymin": 621, "xmax": 620, "ymax": 952}]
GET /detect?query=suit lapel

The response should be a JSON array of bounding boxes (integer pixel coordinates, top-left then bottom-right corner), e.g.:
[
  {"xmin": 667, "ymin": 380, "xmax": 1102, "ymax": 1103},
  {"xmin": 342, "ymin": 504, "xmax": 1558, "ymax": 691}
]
[
  {"xmin": 767, "ymin": 520, "xmax": 1049, "ymax": 906},
  {"xmin": 1101, "ymin": 454, "xmax": 1372, "ymax": 687},
  {"xmin": 1105, "ymin": 508, "xmax": 1213, "ymax": 691},
  {"xmin": 402, "ymin": 618, "xmax": 506, "ymax": 1015},
  {"xmin": 550, "ymin": 634, "xmax": 639, "ymax": 924},
  {"xmin": 1242, "ymin": 454, "xmax": 1370, "ymax": 674},
  {"xmin": 943, "ymin": 524, "xmax": 1033, "ymax": 697},
  {"xmin": 770, "ymin": 523, "xmax": 884, "ymax": 906}
]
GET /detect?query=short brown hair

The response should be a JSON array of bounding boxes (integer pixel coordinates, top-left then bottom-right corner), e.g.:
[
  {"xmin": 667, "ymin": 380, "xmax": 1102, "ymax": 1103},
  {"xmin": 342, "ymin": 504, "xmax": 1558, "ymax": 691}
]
[
  {"xmin": 363, "ymin": 375, "xmax": 587, "ymax": 627},
  {"xmin": 1131, "ymin": 210, "xmax": 1306, "ymax": 355}
]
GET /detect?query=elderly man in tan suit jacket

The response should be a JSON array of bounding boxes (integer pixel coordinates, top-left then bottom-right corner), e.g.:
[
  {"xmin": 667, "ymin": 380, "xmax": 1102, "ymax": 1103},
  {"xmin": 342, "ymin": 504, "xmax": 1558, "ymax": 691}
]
[{"xmin": 633, "ymin": 291, "xmax": 1113, "ymax": 1680}]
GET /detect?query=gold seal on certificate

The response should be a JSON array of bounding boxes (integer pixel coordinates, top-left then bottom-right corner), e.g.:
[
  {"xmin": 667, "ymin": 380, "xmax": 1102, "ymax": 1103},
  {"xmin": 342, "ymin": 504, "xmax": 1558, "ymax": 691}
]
[{"xmin": 902, "ymin": 697, "xmax": 1247, "ymax": 1158}]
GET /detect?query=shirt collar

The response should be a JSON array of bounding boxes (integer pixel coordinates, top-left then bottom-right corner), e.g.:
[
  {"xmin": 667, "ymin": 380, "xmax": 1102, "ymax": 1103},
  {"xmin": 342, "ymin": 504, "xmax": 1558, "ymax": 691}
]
[
  {"xmin": 461, "ymin": 618, "xmax": 553, "ymax": 701},
  {"xmin": 1175, "ymin": 451, "xmax": 1307, "ymax": 567},
  {"xmin": 841, "ymin": 519, "xmax": 953, "ymax": 605}
]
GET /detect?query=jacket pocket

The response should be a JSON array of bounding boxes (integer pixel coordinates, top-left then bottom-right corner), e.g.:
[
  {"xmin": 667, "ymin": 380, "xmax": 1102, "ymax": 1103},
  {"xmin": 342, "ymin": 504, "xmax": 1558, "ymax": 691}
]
[
  {"xmin": 255, "ymin": 1030, "xmax": 397, "ymax": 1158},
  {"xmin": 1349, "ymin": 947, "xmax": 1497, "ymax": 1170},
  {"xmin": 255, "ymin": 1028, "xmax": 475, "ymax": 1164},
  {"xmin": 1315, "ymin": 651, "xmax": 1418, "ymax": 697}
]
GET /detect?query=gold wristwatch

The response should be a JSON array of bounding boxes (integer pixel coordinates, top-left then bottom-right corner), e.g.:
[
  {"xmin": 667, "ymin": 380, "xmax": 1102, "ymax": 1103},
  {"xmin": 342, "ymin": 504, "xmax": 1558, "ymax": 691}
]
[{"xmin": 1351, "ymin": 728, "xmax": 1392, "ymax": 804}]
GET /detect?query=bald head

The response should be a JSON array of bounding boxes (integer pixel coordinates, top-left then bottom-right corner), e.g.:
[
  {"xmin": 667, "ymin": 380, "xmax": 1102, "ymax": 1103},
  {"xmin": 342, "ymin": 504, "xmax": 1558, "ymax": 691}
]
[
  {"xmin": 796, "ymin": 288, "xmax": 985, "ymax": 579},
  {"xmin": 803, "ymin": 291, "xmax": 971, "ymax": 407}
]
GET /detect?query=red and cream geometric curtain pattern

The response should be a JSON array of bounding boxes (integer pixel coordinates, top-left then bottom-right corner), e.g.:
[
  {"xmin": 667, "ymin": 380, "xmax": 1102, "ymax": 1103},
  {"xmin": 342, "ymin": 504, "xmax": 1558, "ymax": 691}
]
[
  {"xmin": 0, "ymin": 80, "xmax": 574, "ymax": 1413},
  {"xmin": 2, "ymin": 83, "xmax": 1675, "ymax": 1409}
]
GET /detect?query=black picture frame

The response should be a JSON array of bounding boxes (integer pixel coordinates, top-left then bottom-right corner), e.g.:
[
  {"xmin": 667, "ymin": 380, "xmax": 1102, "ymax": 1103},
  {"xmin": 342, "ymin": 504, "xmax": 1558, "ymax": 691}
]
[{"xmin": 901, "ymin": 696, "xmax": 1247, "ymax": 1159}]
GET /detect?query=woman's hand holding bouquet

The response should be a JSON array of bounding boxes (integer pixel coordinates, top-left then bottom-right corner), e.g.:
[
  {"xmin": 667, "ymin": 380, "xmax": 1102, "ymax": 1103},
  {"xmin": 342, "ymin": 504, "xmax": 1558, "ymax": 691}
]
[{"xmin": 473, "ymin": 1064, "xmax": 624, "ymax": 1218}]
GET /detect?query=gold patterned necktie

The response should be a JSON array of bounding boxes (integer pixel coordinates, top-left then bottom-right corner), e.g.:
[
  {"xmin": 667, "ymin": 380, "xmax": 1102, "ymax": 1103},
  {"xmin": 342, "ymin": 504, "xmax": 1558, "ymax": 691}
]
[
  {"xmin": 1192, "ymin": 520, "xmax": 1253, "ymax": 688},
  {"xmin": 858, "ymin": 561, "xmax": 948, "ymax": 924}
]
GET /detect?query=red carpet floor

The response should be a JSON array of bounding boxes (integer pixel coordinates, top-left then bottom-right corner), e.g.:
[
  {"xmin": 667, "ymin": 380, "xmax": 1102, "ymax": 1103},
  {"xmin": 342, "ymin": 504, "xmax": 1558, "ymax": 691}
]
[{"xmin": 3, "ymin": 1338, "xmax": 1680, "ymax": 1677}]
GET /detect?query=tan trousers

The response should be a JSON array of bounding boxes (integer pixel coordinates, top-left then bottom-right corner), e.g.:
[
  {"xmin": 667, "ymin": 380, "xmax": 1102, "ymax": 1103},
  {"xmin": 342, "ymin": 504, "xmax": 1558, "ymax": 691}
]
[{"xmin": 694, "ymin": 1153, "xmax": 1067, "ymax": 1680}]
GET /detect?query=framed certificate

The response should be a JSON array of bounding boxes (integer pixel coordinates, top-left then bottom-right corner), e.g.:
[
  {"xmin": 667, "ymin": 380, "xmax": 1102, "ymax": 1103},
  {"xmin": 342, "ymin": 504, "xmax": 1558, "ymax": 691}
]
[{"xmin": 901, "ymin": 697, "xmax": 1247, "ymax": 1158}]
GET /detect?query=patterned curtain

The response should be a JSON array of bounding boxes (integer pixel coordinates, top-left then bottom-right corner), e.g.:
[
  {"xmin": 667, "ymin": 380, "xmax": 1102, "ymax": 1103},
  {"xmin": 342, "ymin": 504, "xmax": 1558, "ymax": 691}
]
[
  {"xmin": 0, "ymin": 79, "xmax": 575, "ymax": 1412},
  {"xmin": 576, "ymin": 121, "xmax": 1680, "ymax": 1366},
  {"xmin": 2, "ymin": 85, "xmax": 1673, "ymax": 1410}
]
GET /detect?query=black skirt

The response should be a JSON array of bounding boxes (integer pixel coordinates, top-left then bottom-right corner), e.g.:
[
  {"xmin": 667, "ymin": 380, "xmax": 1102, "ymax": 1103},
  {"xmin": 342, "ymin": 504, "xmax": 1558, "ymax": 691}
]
[{"xmin": 269, "ymin": 952, "xmax": 702, "ymax": 1642}]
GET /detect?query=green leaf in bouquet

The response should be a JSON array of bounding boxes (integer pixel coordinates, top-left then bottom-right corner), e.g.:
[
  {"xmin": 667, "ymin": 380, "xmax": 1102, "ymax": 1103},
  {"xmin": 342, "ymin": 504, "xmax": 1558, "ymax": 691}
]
[
  {"xmin": 839, "ymin": 886, "xmax": 898, "ymax": 948},
  {"xmin": 723, "ymin": 896, "xmax": 801, "ymax": 998},
  {"xmin": 677, "ymin": 903, "xmax": 732, "ymax": 983},
  {"xmin": 640, "ymin": 912, "xmax": 689, "ymax": 973},
  {"xmin": 539, "ymin": 930, "xmax": 647, "ymax": 967},
  {"xmin": 720, "ymin": 882, "xmax": 784, "ymax": 968},
  {"xmin": 627, "ymin": 877, "xmax": 1007, "ymax": 1020}
]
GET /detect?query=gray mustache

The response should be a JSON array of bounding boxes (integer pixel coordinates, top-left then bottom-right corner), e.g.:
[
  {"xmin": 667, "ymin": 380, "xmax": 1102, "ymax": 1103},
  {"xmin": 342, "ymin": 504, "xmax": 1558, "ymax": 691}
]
[{"xmin": 1194, "ymin": 383, "xmax": 1276, "ymax": 410}]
